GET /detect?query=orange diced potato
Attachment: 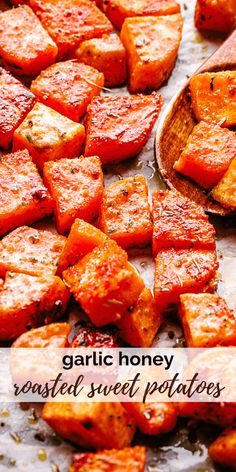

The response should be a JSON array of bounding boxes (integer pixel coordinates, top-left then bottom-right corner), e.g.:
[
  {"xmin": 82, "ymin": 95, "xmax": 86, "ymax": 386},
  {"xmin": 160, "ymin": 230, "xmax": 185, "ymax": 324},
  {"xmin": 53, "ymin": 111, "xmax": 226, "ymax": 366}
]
[
  {"xmin": 154, "ymin": 248, "xmax": 218, "ymax": 312},
  {"xmin": 0, "ymin": 149, "xmax": 53, "ymax": 237},
  {"xmin": 99, "ymin": 175, "xmax": 152, "ymax": 249},
  {"xmin": 30, "ymin": 0, "xmax": 113, "ymax": 60},
  {"xmin": 0, "ymin": 226, "xmax": 66, "ymax": 278},
  {"xmin": 69, "ymin": 447, "xmax": 146, "ymax": 472},
  {"xmin": 70, "ymin": 323, "xmax": 118, "ymax": 348},
  {"xmin": 211, "ymin": 156, "xmax": 236, "ymax": 209},
  {"xmin": 179, "ymin": 293, "xmax": 236, "ymax": 347},
  {"xmin": 57, "ymin": 218, "xmax": 108, "ymax": 275},
  {"xmin": 117, "ymin": 288, "xmax": 161, "ymax": 347},
  {"xmin": 43, "ymin": 156, "xmax": 103, "ymax": 234},
  {"xmin": 179, "ymin": 403, "xmax": 236, "ymax": 427},
  {"xmin": 152, "ymin": 190, "xmax": 216, "ymax": 257},
  {"xmin": 42, "ymin": 402, "xmax": 136, "ymax": 449},
  {"xmin": 63, "ymin": 240, "xmax": 144, "ymax": 326},
  {"xmin": 31, "ymin": 61, "xmax": 104, "ymax": 122},
  {"xmin": 0, "ymin": 271, "xmax": 69, "ymax": 340},
  {"xmin": 75, "ymin": 34, "xmax": 127, "ymax": 87},
  {"xmin": 209, "ymin": 427, "xmax": 236, "ymax": 468},
  {"xmin": 0, "ymin": 6, "xmax": 57, "ymax": 76},
  {"xmin": 85, "ymin": 92, "xmax": 163, "ymax": 163},
  {"xmin": 123, "ymin": 403, "xmax": 177, "ymax": 435},
  {"xmin": 189, "ymin": 71, "xmax": 236, "ymax": 127},
  {"xmin": 195, "ymin": 0, "xmax": 236, "ymax": 32},
  {"xmin": 0, "ymin": 67, "xmax": 35, "ymax": 149},
  {"xmin": 102, "ymin": 0, "xmax": 180, "ymax": 30},
  {"xmin": 174, "ymin": 121, "xmax": 236, "ymax": 190},
  {"xmin": 120, "ymin": 14, "xmax": 183, "ymax": 93},
  {"xmin": 12, "ymin": 322, "xmax": 71, "ymax": 348},
  {"xmin": 13, "ymin": 102, "xmax": 85, "ymax": 172}
]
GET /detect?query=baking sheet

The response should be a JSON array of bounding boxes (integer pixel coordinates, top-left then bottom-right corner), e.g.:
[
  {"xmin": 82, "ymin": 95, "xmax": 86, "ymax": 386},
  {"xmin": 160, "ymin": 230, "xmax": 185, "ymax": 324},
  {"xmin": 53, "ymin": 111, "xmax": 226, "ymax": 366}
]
[{"xmin": 0, "ymin": 0, "xmax": 235, "ymax": 470}]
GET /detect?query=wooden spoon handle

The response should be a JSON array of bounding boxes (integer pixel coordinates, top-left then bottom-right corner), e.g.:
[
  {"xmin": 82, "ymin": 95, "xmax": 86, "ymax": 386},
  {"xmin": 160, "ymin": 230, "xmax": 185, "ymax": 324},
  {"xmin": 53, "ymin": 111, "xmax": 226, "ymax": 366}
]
[{"xmin": 197, "ymin": 29, "xmax": 236, "ymax": 73}]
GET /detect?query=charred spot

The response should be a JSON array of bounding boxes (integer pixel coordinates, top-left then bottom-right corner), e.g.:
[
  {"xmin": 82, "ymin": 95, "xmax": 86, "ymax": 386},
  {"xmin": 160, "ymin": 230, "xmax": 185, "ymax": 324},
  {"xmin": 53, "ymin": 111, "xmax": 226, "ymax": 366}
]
[
  {"xmin": 81, "ymin": 421, "xmax": 93, "ymax": 430},
  {"xmin": 127, "ymin": 305, "xmax": 134, "ymax": 313},
  {"xmin": 31, "ymin": 189, "xmax": 48, "ymax": 201}
]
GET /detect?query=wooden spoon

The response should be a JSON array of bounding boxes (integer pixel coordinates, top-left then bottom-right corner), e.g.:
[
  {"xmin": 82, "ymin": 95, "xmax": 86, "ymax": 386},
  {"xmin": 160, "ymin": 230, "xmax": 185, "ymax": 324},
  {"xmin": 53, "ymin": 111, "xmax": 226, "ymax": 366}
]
[{"xmin": 155, "ymin": 30, "xmax": 236, "ymax": 215}]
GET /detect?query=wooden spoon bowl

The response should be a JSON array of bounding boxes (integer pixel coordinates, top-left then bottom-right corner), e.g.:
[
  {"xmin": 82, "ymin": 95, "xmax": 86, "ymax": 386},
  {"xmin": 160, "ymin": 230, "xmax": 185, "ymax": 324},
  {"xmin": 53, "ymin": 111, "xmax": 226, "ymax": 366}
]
[{"xmin": 155, "ymin": 30, "xmax": 236, "ymax": 215}]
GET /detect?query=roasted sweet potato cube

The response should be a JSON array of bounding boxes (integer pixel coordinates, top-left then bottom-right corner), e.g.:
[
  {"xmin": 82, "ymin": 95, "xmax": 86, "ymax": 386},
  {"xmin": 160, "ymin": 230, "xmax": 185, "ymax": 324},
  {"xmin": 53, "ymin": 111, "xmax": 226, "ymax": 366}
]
[
  {"xmin": 12, "ymin": 322, "xmax": 71, "ymax": 348},
  {"xmin": 69, "ymin": 446, "xmax": 146, "ymax": 472},
  {"xmin": 0, "ymin": 150, "xmax": 53, "ymax": 237},
  {"xmin": 195, "ymin": 0, "xmax": 236, "ymax": 32},
  {"xmin": 0, "ymin": 272, "xmax": 69, "ymax": 340},
  {"xmin": 0, "ymin": 68, "xmax": 35, "ymax": 149},
  {"xmin": 174, "ymin": 121, "xmax": 236, "ymax": 190},
  {"xmin": 0, "ymin": 6, "xmax": 57, "ymax": 76},
  {"xmin": 179, "ymin": 403, "xmax": 236, "ymax": 427},
  {"xmin": 63, "ymin": 240, "xmax": 144, "ymax": 326},
  {"xmin": 99, "ymin": 175, "xmax": 152, "ymax": 249},
  {"xmin": 120, "ymin": 14, "xmax": 183, "ymax": 92},
  {"xmin": 209, "ymin": 427, "xmax": 236, "ymax": 468},
  {"xmin": 13, "ymin": 102, "xmax": 85, "ymax": 172},
  {"xmin": 30, "ymin": 0, "xmax": 113, "ymax": 60},
  {"xmin": 85, "ymin": 92, "xmax": 163, "ymax": 163},
  {"xmin": 0, "ymin": 226, "xmax": 66, "ymax": 278},
  {"xmin": 152, "ymin": 190, "xmax": 216, "ymax": 256},
  {"xmin": 31, "ymin": 61, "xmax": 104, "ymax": 122},
  {"xmin": 43, "ymin": 156, "xmax": 103, "ymax": 234},
  {"xmin": 57, "ymin": 218, "xmax": 108, "ymax": 275},
  {"xmin": 75, "ymin": 34, "xmax": 127, "ymax": 87},
  {"xmin": 154, "ymin": 248, "xmax": 218, "ymax": 312},
  {"xmin": 179, "ymin": 293, "xmax": 236, "ymax": 347},
  {"xmin": 42, "ymin": 402, "xmax": 136, "ymax": 449},
  {"xmin": 189, "ymin": 71, "xmax": 236, "ymax": 127},
  {"xmin": 102, "ymin": 0, "xmax": 180, "ymax": 30},
  {"xmin": 71, "ymin": 323, "xmax": 117, "ymax": 347},
  {"xmin": 124, "ymin": 403, "xmax": 177, "ymax": 435},
  {"xmin": 117, "ymin": 288, "xmax": 161, "ymax": 347},
  {"xmin": 211, "ymin": 156, "xmax": 236, "ymax": 209}
]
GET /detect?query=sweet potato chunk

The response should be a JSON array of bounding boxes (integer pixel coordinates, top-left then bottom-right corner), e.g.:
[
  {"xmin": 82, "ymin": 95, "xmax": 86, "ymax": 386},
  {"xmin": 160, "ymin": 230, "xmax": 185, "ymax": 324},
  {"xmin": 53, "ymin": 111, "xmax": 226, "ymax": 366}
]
[
  {"xmin": 13, "ymin": 102, "xmax": 85, "ymax": 172},
  {"xmin": 174, "ymin": 121, "xmax": 236, "ymax": 190},
  {"xmin": 43, "ymin": 156, "xmax": 103, "ymax": 234},
  {"xmin": 85, "ymin": 92, "xmax": 163, "ymax": 163},
  {"xmin": 71, "ymin": 323, "xmax": 117, "ymax": 347},
  {"xmin": 0, "ymin": 6, "xmax": 57, "ymax": 76},
  {"xmin": 69, "ymin": 446, "xmax": 146, "ymax": 472},
  {"xmin": 102, "ymin": 0, "xmax": 180, "ymax": 30},
  {"xmin": 0, "ymin": 68, "xmax": 35, "ymax": 149},
  {"xmin": 0, "ymin": 149, "xmax": 53, "ymax": 237},
  {"xmin": 179, "ymin": 403, "xmax": 236, "ymax": 427},
  {"xmin": 189, "ymin": 71, "xmax": 236, "ymax": 127},
  {"xmin": 30, "ymin": 0, "xmax": 113, "ymax": 60},
  {"xmin": 195, "ymin": 0, "xmax": 236, "ymax": 33},
  {"xmin": 209, "ymin": 427, "xmax": 236, "ymax": 468},
  {"xmin": 63, "ymin": 240, "xmax": 144, "ymax": 326},
  {"xmin": 124, "ymin": 403, "xmax": 177, "ymax": 435},
  {"xmin": 211, "ymin": 156, "xmax": 236, "ymax": 209},
  {"xmin": 152, "ymin": 190, "xmax": 216, "ymax": 256},
  {"xmin": 120, "ymin": 14, "xmax": 183, "ymax": 92},
  {"xmin": 42, "ymin": 402, "xmax": 136, "ymax": 449},
  {"xmin": 75, "ymin": 34, "xmax": 127, "ymax": 87},
  {"xmin": 0, "ymin": 226, "xmax": 66, "ymax": 278},
  {"xmin": 117, "ymin": 288, "xmax": 161, "ymax": 347},
  {"xmin": 99, "ymin": 175, "xmax": 152, "ymax": 249},
  {"xmin": 179, "ymin": 293, "xmax": 236, "ymax": 347},
  {"xmin": 0, "ymin": 272, "xmax": 69, "ymax": 340},
  {"xmin": 57, "ymin": 218, "xmax": 108, "ymax": 275},
  {"xmin": 154, "ymin": 248, "xmax": 218, "ymax": 312},
  {"xmin": 31, "ymin": 61, "xmax": 104, "ymax": 122},
  {"xmin": 12, "ymin": 322, "xmax": 71, "ymax": 348}
]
